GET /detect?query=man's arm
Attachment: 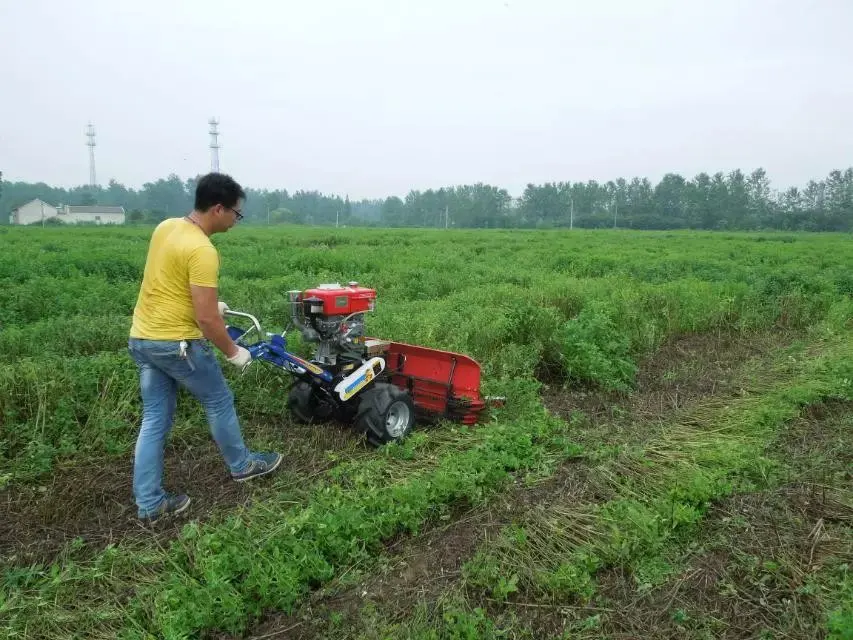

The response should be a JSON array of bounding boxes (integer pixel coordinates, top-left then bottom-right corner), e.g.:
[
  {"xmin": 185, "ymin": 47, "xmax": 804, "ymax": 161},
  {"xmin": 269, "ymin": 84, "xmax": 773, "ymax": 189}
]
[{"xmin": 190, "ymin": 284, "xmax": 240, "ymax": 358}]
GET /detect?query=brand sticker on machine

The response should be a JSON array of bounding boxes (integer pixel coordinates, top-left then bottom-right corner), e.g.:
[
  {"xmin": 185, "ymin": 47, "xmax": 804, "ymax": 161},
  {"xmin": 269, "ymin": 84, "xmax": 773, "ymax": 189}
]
[
  {"xmin": 335, "ymin": 357, "xmax": 385, "ymax": 401},
  {"xmin": 290, "ymin": 354, "xmax": 325, "ymax": 376}
]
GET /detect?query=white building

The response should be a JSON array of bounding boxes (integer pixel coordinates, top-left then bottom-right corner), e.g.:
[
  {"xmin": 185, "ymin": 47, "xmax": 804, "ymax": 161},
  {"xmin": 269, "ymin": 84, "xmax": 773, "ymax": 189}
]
[
  {"xmin": 9, "ymin": 199, "xmax": 58, "ymax": 225},
  {"xmin": 60, "ymin": 205, "xmax": 126, "ymax": 225},
  {"xmin": 10, "ymin": 199, "xmax": 125, "ymax": 225}
]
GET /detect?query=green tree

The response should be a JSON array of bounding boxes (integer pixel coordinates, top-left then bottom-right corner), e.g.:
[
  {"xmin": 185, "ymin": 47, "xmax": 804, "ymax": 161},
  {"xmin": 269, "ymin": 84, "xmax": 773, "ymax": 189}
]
[
  {"xmin": 269, "ymin": 207, "xmax": 302, "ymax": 224},
  {"xmin": 79, "ymin": 191, "xmax": 97, "ymax": 206},
  {"xmin": 380, "ymin": 196, "xmax": 407, "ymax": 227},
  {"xmin": 127, "ymin": 209, "xmax": 145, "ymax": 224},
  {"xmin": 652, "ymin": 174, "xmax": 688, "ymax": 228},
  {"xmin": 746, "ymin": 168, "xmax": 771, "ymax": 228},
  {"xmin": 143, "ymin": 174, "xmax": 190, "ymax": 216},
  {"xmin": 519, "ymin": 182, "xmax": 565, "ymax": 228},
  {"xmin": 725, "ymin": 170, "xmax": 750, "ymax": 228},
  {"xmin": 686, "ymin": 172, "xmax": 716, "ymax": 229}
]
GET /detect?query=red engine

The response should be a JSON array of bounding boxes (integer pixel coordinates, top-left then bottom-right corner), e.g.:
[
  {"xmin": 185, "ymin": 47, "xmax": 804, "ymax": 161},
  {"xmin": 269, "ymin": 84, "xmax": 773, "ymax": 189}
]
[{"xmin": 301, "ymin": 283, "xmax": 376, "ymax": 316}]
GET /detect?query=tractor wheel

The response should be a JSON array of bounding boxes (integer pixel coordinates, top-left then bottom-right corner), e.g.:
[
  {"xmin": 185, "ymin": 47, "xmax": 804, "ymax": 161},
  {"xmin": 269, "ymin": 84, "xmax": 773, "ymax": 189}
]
[
  {"xmin": 287, "ymin": 380, "xmax": 318, "ymax": 423},
  {"xmin": 354, "ymin": 383, "xmax": 415, "ymax": 446}
]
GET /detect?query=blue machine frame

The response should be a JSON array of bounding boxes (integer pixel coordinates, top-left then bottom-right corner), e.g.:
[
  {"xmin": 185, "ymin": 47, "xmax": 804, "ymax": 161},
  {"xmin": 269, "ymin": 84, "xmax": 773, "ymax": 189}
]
[{"xmin": 224, "ymin": 311, "xmax": 334, "ymax": 384}]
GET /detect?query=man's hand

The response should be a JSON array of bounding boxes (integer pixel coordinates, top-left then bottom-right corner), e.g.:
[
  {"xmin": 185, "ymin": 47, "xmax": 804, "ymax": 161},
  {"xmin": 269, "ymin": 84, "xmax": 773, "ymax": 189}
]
[
  {"xmin": 191, "ymin": 285, "xmax": 242, "ymax": 357},
  {"xmin": 226, "ymin": 346, "xmax": 252, "ymax": 368}
]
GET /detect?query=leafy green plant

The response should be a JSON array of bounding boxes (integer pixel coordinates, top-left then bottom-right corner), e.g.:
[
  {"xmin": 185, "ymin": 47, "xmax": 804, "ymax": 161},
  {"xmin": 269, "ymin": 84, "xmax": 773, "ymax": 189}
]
[{"xmin": 557, "ymin": 306, "xmax": 637, "ymax": 391}]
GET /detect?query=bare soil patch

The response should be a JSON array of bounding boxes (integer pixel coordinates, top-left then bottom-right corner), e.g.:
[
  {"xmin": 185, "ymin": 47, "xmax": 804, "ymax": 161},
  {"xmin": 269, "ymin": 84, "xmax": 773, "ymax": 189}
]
[{"xmin": 0, "ymin": 421, "xmax": 364, "ymax": 566}]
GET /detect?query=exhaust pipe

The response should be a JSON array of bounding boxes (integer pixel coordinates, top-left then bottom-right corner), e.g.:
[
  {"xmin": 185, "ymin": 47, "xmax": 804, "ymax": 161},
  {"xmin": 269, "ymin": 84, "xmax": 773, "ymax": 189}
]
[
  {"xmin": 287, "ymin": 290, "xmax": 306, "ymax": 331},
  {"xmin": 288, "ymin": 289, "xmax": 320, "ymax": 341}
]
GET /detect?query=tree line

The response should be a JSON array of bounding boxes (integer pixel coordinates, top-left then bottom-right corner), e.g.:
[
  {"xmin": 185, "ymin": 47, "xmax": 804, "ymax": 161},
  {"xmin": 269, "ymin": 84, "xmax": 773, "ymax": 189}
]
[{"xmin": 1, "ymin": 167, "xmax": 851, "ymax": 231}]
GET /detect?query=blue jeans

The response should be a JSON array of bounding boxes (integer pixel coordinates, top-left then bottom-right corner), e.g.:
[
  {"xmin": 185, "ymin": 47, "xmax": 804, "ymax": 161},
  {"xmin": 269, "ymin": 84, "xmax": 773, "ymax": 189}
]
[{"xmin": 128, "ymin": 337, "xmax": 251, "ymax": 516}]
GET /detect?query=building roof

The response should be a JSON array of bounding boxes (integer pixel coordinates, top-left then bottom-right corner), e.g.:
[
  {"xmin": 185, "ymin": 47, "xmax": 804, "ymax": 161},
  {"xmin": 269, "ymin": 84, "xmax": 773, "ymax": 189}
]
[
  {"xmin": 12, "ymin": 198, "xmax": 54, "ymax": 212},
  {"xmin": 63, "ymin": 205, "xmax": 126, "ymax": 215}
]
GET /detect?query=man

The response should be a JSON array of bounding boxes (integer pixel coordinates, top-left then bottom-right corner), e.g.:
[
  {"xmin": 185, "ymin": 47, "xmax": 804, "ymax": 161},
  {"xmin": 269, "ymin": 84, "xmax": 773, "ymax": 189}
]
[{"xmin": 128, "ymin": 172, "xmax": 282, "ymax": 523}]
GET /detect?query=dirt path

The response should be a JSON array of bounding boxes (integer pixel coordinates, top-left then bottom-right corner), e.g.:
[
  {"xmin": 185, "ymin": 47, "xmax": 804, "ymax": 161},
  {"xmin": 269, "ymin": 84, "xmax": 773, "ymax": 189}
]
[{"xmin": 0, "ymin": 421, "xmax": 366, "ymax": 566}]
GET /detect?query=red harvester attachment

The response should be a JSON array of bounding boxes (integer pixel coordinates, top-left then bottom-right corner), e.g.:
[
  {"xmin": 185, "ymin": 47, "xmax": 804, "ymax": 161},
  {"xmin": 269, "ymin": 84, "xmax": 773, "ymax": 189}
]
[{"xmin": 374, "ymin": 340, "xmax": 487, "ymax": 424}]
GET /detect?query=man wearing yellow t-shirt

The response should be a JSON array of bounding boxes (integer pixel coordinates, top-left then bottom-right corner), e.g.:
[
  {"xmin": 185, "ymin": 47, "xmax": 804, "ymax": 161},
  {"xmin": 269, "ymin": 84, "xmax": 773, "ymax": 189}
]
[{"xmin": 128, "ymin": 173, "xmax": 282, "ymax": 523}]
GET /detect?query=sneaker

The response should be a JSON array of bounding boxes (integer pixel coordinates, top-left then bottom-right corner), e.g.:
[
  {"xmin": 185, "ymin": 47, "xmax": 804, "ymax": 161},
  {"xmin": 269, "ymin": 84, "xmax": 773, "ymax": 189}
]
[
  {"xmin": 139, "ymin": 493, "xmax": 191, "ymax": 524},
  {"xmin": 232, "ymin": 452, "xmax": 283, "ymax": 482}
]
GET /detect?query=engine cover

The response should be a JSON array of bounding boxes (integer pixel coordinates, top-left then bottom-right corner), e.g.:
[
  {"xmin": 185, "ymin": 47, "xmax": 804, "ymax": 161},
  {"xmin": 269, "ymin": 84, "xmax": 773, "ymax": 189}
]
[{"xmin": 302, "ymin": 283, "xmax": 376, "ymax": 316}]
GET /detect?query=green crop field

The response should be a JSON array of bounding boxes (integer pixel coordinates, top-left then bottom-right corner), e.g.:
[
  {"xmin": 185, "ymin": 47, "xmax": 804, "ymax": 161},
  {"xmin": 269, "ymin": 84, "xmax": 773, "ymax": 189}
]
[{"xmin": 1, "ymin": 224, "xmax": 851, "ymax": 639}]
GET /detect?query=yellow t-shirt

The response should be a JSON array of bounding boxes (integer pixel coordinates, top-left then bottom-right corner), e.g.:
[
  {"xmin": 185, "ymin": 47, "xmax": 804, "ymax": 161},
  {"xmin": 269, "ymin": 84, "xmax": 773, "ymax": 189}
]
[{"xmin": 130, "ymin": 217, "xmax": 220, "ymax": 340}]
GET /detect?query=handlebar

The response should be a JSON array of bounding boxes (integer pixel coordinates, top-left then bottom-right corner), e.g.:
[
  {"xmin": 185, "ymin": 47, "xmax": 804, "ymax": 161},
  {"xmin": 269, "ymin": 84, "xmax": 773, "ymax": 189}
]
[
  {"xmin": 218, "ymin": 303, "xmax": 333, "ymax": 382},
  {"xmin": 222, "ymin": 308, "xmax": 264, "ymax": 346}
]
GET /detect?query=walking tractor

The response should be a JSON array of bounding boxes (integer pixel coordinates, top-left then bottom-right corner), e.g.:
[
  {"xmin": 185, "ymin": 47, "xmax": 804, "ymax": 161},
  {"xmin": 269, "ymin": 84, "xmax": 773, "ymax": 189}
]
[{"xmin": 219, "ymin": 282, "xmax": 493, "ymax": 446}]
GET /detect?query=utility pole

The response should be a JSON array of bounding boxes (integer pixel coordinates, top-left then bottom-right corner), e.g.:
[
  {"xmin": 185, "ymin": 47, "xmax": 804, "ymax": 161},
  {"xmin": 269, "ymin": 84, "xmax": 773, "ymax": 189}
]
[
  {"xmin": 209, "ymin": 118, "xmax": 220, "ymax": 172},
  {"xmin": 86, "ymin": 123, "xmax": 97, "ymax": 186},
  {"xmin": 336, "ymin": 209, "xmax": 340, "ymax": 228},
  {"xmin": 445, "ymin": 205, "xmax": 449, "ymax": 229},
  {"xmin": 613, "ymin": 197, "xmax": 618, "ymax": 229},
  {"xmin": 570, "ymin": 196, "xmax": 574, "ymax": 230}
]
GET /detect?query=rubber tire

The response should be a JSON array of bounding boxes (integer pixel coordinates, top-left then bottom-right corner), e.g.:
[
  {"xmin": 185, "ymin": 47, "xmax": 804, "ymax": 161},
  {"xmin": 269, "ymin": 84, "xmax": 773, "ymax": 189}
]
[
  {"xmin": 354, "ymin": 382, "xmax": 416, "ymax": 446},
  {"xmin": 287, "ymin": 380, "xmax": 318, "ymax": 424}
]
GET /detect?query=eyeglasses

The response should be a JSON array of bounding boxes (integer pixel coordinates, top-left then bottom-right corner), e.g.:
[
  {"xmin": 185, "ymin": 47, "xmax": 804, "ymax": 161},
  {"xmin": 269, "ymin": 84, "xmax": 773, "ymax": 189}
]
[{"xmin": 226, "ymin": 206, "xmax": 243, "ymax": 221}]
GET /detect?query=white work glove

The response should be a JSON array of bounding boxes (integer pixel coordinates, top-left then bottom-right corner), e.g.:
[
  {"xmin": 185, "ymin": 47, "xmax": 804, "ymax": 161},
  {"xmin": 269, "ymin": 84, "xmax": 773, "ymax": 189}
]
[
  {"xmin": 217, "ymin": 301, "xmax": 230, "ymax": 318},
  {"xmin": 226, "ymin": 346, "xmax": 252, "ymax": 368}
]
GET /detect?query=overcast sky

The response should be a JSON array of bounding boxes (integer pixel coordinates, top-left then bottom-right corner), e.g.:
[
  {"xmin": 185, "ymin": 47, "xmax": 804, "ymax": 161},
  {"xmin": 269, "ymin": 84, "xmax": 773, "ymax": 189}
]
[{"xmin": 1, "ymin": 0, "xmax": 850, "ymax": 199}]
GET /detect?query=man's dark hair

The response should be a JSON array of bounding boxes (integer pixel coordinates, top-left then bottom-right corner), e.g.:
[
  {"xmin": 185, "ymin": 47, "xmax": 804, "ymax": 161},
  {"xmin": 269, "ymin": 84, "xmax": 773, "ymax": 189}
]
[{"xmin": 194, "ymin": 173, "xmax": 246, "ymax": 211}]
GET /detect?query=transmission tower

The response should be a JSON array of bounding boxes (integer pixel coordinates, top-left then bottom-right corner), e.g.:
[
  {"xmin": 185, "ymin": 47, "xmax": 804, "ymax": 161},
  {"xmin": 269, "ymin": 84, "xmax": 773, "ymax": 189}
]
[
  {"xmin": 209, "ymin": 118, "xmax": 220, "ymax": 172},
  {"xmin": 86, "ymin": 123, "xmax": 97, "ymax": 186}
]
